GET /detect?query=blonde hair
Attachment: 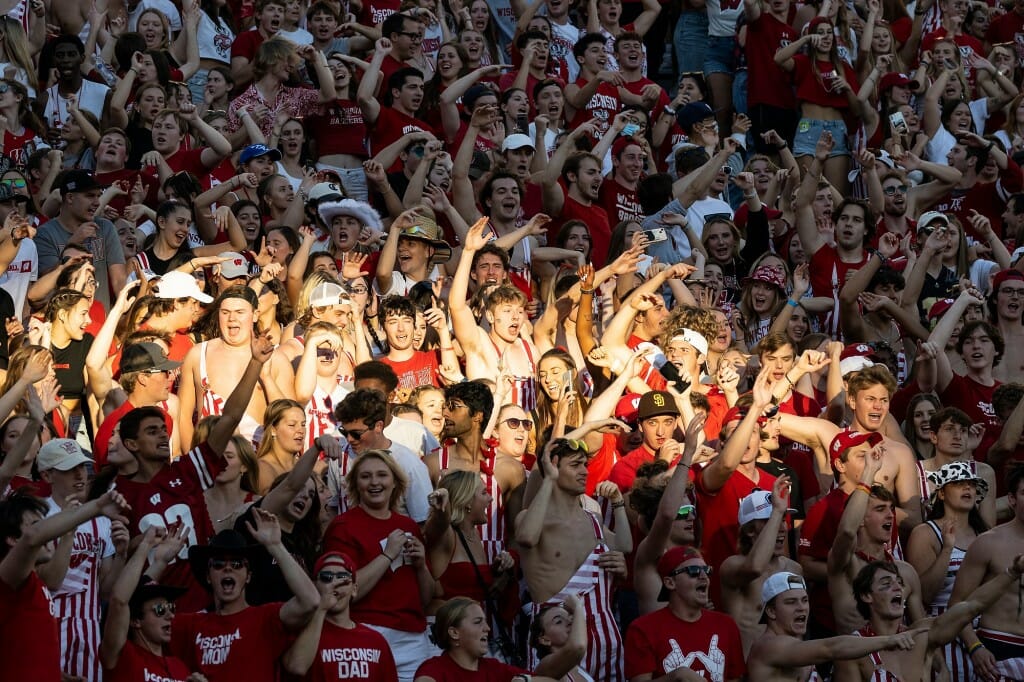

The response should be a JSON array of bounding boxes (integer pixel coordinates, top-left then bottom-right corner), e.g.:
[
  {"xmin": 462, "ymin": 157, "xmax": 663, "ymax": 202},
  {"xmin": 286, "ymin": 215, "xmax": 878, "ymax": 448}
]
[
  {"xmin": 255, "ymin": 399, "xmax": 305, "ymax": 460},
  {"xmin": 438, "ymin": 470, "xmax": 482, "ymax": 527},
  {"xmin": 345, "ymin": 449, "xmax": 409, "ymax": 510}
]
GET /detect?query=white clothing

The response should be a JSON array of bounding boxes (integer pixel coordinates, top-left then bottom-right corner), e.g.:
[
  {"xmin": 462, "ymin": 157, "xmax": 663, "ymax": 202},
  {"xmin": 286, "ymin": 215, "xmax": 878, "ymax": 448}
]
[
  {"xmin": 128, "ymin": 0, "xmax": 182, "ymax": 32},
  {"xmin": 0, "ymin": 238, "xmax": 37, "ymax": 319}
]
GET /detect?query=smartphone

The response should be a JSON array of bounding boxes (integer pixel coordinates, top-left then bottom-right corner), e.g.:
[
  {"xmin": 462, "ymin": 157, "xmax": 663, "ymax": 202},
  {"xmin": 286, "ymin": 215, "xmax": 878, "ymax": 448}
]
[
  {"xmin": 515, "ymin": 114, "xmax": 528, "ymax": 133},
  {"xmin": 658, "ymin": 361, "xmax": 692, "ymax": 394},
  {"xmin": 944, "ymin": 58, "xmax": 958, "ymax": 70},
  {"xmin": 622, "ymin": 123, "xmax": 640, "ymax": 136},
  {"xmin": 889, "ymin": 112, "xmax": 909, "ymax": 136},
  {"xmin": 560, "ymin": 370, "xmax": 573, "ymax": 398},
  {"xmin": 642, "ymin": 227, "xmax": 669, "ymax": 243}
]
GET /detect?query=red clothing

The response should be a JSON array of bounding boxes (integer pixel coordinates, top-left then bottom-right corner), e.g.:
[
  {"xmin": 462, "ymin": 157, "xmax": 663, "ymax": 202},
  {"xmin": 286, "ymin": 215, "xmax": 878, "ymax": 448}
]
[
  {"xmin": 382, "ymin": 350, "xmax": 440, "ymax": 390},
  {"xmin": 809, "ymin": 245, "xmax": 869, "ymax": 335},
  {"xmin": 170, "ymin": 603, "xmax": 289, "ymax": 682},
  {"xmin": 586, "ymin": 433, "xmax": 621, "ymax": 496},
  {"xmin": 107, "ymin": 640, "xmax": 192, "ymax": 682},
  {"xmin": 378, "ymin": 54, "xmax": 408, "ymax": 97},
  {"xmin": 0, "ymin": 572, "xmax": 60, "ymax": 682},
  {"xmin": 115, "ymin": 442, "xmax": 223, "ymax": 613},
  {"xmin": 791, "ymin": 54, "xmax": 860, "ymax": 109},
  {"xmin": 305, "ymin": 621, "xmax": 398, "ymax": 682},
  {"xmin": 798, "ymin": 487, "xmax": 848, "ymax": 632},
  {"xmin": 228, "ymin": 83, "xmax": 323, "ymax": 140},
  {"xmin": 306, "ymin": 100, "xmax": 368, "ymax": 158},
  {"xmin": 93, "ymin": 400, "xmax": 175, "ymax": 467},
  {"xmin": 986, "ymin": 10, "xmax": 1024, "ymax": 47},
  {"xmin": 2, "ymin": 127, "xmax": 44, "ymax": 169},
  {"xmin": 497, "ymin": 71, "xmax": 566, "ymax": 115},
  {"xmin": 414, "ymin": 653, "xmax": 527, "ymax": 681},
  {"xmin": 369, "ymin": 108, "xmax": 436, "ymax": 166},
  {"xmin": 620, "ymin": 78, "xmax": 669, "ymax": 121},
  {"xmin": 94, "ymin": 168, "xmax": 159, "ymax": 220},
  {"xmin": 358, "ymin": 0, "xmax": 399, "ymax": 28},
  {"xmin": 322, "ymin": 506, "xmax": 428, "ymax": 632},
  {"xmin": 554, "ymin": 191, "xmax": 611, "ymax": 268},
  {"xmin": 230, "ymin": 29, "xmax": 265, "ymax": 63},
  {"xmin": 608, "ymin": 445, "xmax": 657, "ymax": 492},
  {"xmin": 927, "ymin": 165, "xmax": 1023, "ymax": 241},
  {"xmin": 166, "ymin": 147, "xmax": 211, "ymax": 177},
  {"xmin": 598, "ymin": 176, "xmax": 643, "ymax": 226},
  {"xmin": 746, "ymin": 11, "xmax": 798, "ymax": 109},
  {"xmin": 940, "ymin": 374, "xmax": 1001, "ymax": 461},
  {"xmin": 569, "ymin": 78, "xmax": 621, "ymax": 136},
  {"xmin": 625, "ymin": 608, "xmax": 746, "ymax": 681}
]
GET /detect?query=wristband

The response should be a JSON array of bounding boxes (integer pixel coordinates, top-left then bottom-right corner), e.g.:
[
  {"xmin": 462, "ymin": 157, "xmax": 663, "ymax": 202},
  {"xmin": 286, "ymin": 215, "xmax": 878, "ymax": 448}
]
[
  {"xmin": 662, "ymin": 106, "xmax": 677, "ymax": 116},
  {"xmin": 580, "ymin": 287, "xmax": 595, "ymax": 295},
  {"xmin": 876, "ymin": 251, "xmax": 888, "ymax": 266},
  {"xmin": 969, "ymin": 642, "xmax": 985, "ymax": 656},
  {"xmin": 775, "ymin": 142, "xmax": 788, "ymax": 150},
  {"xmin": 440, "ymin": 346, "xmax": 454, "ymax": 351},
  {"xmin": 612, "ymin": 501, "xmax": 626, "ymax": 509},
  {"xmin": 787, "ymin": 298, "xmax": 799, "ymax": 307},
  {"xmin": 855, "ymin": 482, "xmax": 872, "ymax": 496},
  {"xmin": 382, "ymin": 551, "xmax": 396, "ymax": 562}
]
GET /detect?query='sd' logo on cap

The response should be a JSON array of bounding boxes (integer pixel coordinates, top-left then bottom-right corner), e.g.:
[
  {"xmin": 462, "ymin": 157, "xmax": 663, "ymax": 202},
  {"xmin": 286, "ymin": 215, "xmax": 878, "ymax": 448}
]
[{"xmin": 653, "ymin": 394, "xmax": 665, "ymax": 407}]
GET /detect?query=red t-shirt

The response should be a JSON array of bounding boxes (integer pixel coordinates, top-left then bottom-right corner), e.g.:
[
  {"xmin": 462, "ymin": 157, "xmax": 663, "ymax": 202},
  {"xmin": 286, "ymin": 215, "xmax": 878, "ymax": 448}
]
[
  {"xmin": 497, "ymin": 71, "xmax": 566, "ymax": 116},
  {"xmin": 414, "ymin": 653, "xmax": 528, "ymax": 681},
  {"xmin": 93, "ymin": 400, "xmax": 175, "ymax": 467},
  {"xmin": 358, "ymin": 0, "xmax": 399, "ymax": 27},
  {"xmin": 307, "ymin": 100, "xmax": 368, "ymax": 158},
  {"xmin": 598, "ymin": 176, "xmax": 643, "ymax": 226},
  {"xmin": 382, "ymin": 350, "xmax": 440, "ymax": 390},
  {"xmin": 166, "ymin": 147, "xmax": 213, "ymax": 177},
  {"xmin": 746, "ymin": 11, "xmax": 798, "ymax": 109},
  {"xmin": 322, "ymin": 506, "xmax": 428, "ymax": 632},
  {"xmin": 107, "ymin": 640, "xmax": 192, "ymax": 682},
  {"xmin": 170, "ymin": 603, "xmax": 289, "ymax": 682},
  {"xmin": 625, "ymin": 608, "xmax": 746, "ymax": 681},
  {"xmin": 231, "ymin": 30, "xmax": 266, "ymax": 63},
  {"xmin": 586, "ymin": 433, "xmax": 621, "ymax": 496},
  {"xmin": 608, "ymin": 445, "xmax": 656, "ymax": 493},
  {"xmin": 809, "ymin": 245, "xmax": 869, "ymax": 334},
  {"xmin": 986, "ymin": 10, "xmax": 1024, "ymax": 46},
  {"xmin": 798, "ymin": 487, "xmax": 847, "ymax": 631},
  {"xmin": 115, "ymin": 442, "xmax": 223, "ymax": 613},
  {"xmin": 3, "ymin": 128, "xmax": 43, "ymax": 169},
  {"xmin": 554, "ymin": 191, "xmax": 611, "ymax": 268},
  {"xmin": 0, "ymin": 572, "xmax": 60, "ymax": 682},
  {"xmin": 94, "ymin": 168, "xmax": 160, "ymax": 220},
  {"xmin": 620, "ymin": 78, "xmax": 669, "ymax": 121},
  {"xmin": 791, "ymin": 54, "xmax": 859, "ymax": 109},
  {"xmin": 370, "ymin": 108, "xmax": 436, "ymax": 165},
  {"xmin": 940, "ymin": 374, "xmax": 1001, "ymax": 461},
  {"xmin": 569, "ymin": 78, "xmax": 621, "ymax": 136},
  {"xmin": 306, "ymin": 620, "xmax": 398, "ymax": 682}
]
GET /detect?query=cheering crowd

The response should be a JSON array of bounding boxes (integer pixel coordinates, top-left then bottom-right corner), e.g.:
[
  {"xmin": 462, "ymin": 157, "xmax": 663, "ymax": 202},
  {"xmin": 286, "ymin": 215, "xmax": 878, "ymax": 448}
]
[{"xmin": 5, "ymin": 0, "xmax": 1024, "ymax": 679}]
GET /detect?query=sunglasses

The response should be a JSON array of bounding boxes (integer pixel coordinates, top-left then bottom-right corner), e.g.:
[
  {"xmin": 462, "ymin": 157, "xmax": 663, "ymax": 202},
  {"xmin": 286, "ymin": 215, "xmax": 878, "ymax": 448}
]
[
  {"xmin": 348, "ymin": 285, "xmax": 369, "ymax": 295},
  {"xmin": 503, "ymin": 417, "xmax": 533, "ymax": 430},
  {"xmin": 149, "ymin": 602, "xmax": 176, "ymax": 617},
  {"xmin": 0, "ymin": 83, "xmax": 10, "ymax": 95},
  {"xmin": 445, "ymin": 400, "xmax": 468, "ymax": 411},
  {"xmin": 669, "ymin": 565, "xmax": 712, "ymax": 578},
  {"xmin": 316, "ymin": 346, "xmax": 338, "ymax": 361},
  {"xmin": 2, "ymin": 178, "xmax": 26, "ymax": 189},
  {"xmin": 883, "ymin": 185, "xmax": 908, "ymax": 195},
  {"xmin": 317, "ymin": 570, "xmax": 353, "ymax": 585},
  {"xmin": 675, "ymin": 504, "xmax": 696, "ymax": 520},
  {"xmin": 339, "ymin": 426, "xmax": 369, "ymax": 440},
  {"xmin": 704, "ymin": 212, "xmax": 731, "ymax": 224},
  {"xmin": 209, "ymin": 558, "xmax": 247, "ymax": 570},
  {"xmin": 559, "ymin": 438, "xmax": 589, "ymax": 454}
]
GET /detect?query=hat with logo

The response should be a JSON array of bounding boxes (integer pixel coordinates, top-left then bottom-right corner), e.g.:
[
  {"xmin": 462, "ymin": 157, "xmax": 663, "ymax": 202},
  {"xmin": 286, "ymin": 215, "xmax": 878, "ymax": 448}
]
[
  {"xmin": 927, "ymin": 298, "xmax": 956, "ymax": 322},
  {"xmin": 154, "ymin": 270, "xmax": 214, "ymax": 304},
  {"xmin": 239, "ymin": 143, "xmax": 282, "ymax": 165},
  {"xmin": 37, "ymin": 438, "xmax": 93, "ymax": 472},
  {"xmin": 743, "ymin": 264, "xmax": 787, "ymax": 291},
  {"xmin": 313, "ymin": 551, "xmax": 358, "ymax": 581},
  {"xmin": 308, "ymin": 182, "xmax": 345, "ymax": 206},
  {"xmin": 188, "ymin": 530, "xmax": 260, "ymax": 588},
  {"xmin": 217, "ymin": 252, "xmax": 250, "ymax": 280},
  {"xmin": 317, "ymin": 198, "xmax": 383, "ymax": 232},
  {"xmin": 839, "ymin": 343, "xmax": 876, "ymax": 376},
  {"xmin": 309, "ymin": 281, "xmax": 350, "ymax": 308},
  {"xmin": 637, "ymin": 390, "xmax": 680, "ymax": 421},
  {"xmin": 656, "ymin": 545, "xmax": 705, "ymax": 601},
  {"xmin": 666, "ymin": 328, "xmax": 708, "ymax": 356},
  {"xmin": 677, "ymin": 102, "xmax": 715, "ymax": 135},
  {"xmin": 501, "ymin": 133, "xmax": 535, "ymax": 153},
  {"xmin": 927, "ymin": 461, "xmax": 988, "ymax": 503},
  {"xmin": 615, "ymin": 393, "xmax": 643, "ymax": 424},
  {"xmin": 828, "ymin": 430, "xmax": 884, "ymax": 468},
  {"xmin": 738, "ymin": 489, "xmax": 797, "ymax": 525},
  {"xmin": 917, "ymin": 211, "xmax": 950, "ymax": 231},
  {"xmin": 121, "ymin": 342, "xmax": 182, "ymax": 374},
  {"xmin": 59, "ymin": 170, "xmax": 109, "ymax": 196}
]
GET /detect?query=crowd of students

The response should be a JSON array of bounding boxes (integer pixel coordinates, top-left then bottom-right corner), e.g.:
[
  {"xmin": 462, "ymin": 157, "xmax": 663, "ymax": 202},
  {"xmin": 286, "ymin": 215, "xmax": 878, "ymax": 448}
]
[{"xmin": 3, "ymin": 0, "xmax": 1024, "ymax": 680}]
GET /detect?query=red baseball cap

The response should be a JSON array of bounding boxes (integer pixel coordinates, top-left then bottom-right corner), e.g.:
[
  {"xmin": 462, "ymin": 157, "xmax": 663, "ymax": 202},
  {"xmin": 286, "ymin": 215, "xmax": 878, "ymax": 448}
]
[
  {"xmin": 840, "ymin": 343, "xmax": 875, "ymax": 361},
  {"xmin": 615, "ymin": 393, "xmax": 643, "ymax": 424},
  {"xmin": 657, "ymin": 545, "xmax": 704, "ymax": 578},
  {"xmin": 828, "ymin": 430, "xmax": 884, "ymax": 468},
  {"xmin": 313, "ymin": 551, "xmax": 357, "ymax": 580},
  {"xmin": 992, "ymin": 269, "xmax": 1024, "ymax": 294},
  {"xmin": 743, "ymin": 264, "xmax": 787, "ymax": 291},
  {"xmin": 879, "ymin": 73, "xmax": 919, "ymax": 93},
  {"xmin": 927, "ymin": 298, "xmax": 956, "ymax": 321}
]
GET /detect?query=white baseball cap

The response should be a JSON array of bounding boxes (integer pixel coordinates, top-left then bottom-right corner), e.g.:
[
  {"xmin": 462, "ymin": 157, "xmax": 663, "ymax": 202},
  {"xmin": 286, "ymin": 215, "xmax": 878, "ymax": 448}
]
[
  {"xmin": 309, "ymin": 282, "xmax": 349, "ymax": 308},
  {"xmin": 667, "ymin": 328, "xmax": 708, "ymax": 356},
  {"xmin": 761, "ymin": 571, "xmax": 807, "ymax": 618},
  {"xmin": 738, "ymin": 490, "xmax": 796, "ymax": 526},
  {"xmin": 37, "ymin": 439, "xmax": 93, "ymax": 472},
  {"xmin": 154, "ymin": 271, "xmax": 213, "ymax": 304}
]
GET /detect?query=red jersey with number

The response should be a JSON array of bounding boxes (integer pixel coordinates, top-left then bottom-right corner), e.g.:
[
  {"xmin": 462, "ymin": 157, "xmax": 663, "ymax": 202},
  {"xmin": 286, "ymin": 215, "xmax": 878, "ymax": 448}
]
[
  {"xmin": 306, "ymin": 621, "xmax": 398, "ymax": 682},
  {"xmin": 0, "ymin": 572, "xmax": 60, "ymax": 682},
  {"xmin": 107, "ymin": 640, "xmax": 192, "ymax": 682},
  {"xmin": 382, "ymin": 350, "xmax": 440, "ymax": 390},
  {"xmin": 170, "ymin": 603, "xmax": 289, "ymax": 682},
  {"xmin": 322, "ymin": 506, "xmax": 428, "ymax": 632},
  {"xmin": 114, "ymin": 442, "xmax": 222, "ymax": 613},
  {"xmin": 625, "ymin": 608, "xmax": 746, "ymax": 681},
  {"xmin": 746, "ymin": 11, "xmax": 798, "ymax": 109}
]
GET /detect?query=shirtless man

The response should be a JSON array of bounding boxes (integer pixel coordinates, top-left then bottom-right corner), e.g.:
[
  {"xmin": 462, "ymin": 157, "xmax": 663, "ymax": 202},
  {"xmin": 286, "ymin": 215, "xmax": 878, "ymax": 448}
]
[
  {"xmin": 828, "ymin": 444, "xmax": 926, "ymax": 636},
  {"xmin": 949, "ymin": 466, "xmax": 1024, "ymax": 681},
  {"xmin": 832, "ymin": 555, "xmax": 1024, "ymax": 682},
  {"xmin": 990, "ymin": 269, "xmax": 1024, "ymax": 383},
  {"xmin": 178, "ymin": 286, "xmax": 270, "ymax": 446},
  {"xmin": 450, "ymin": 218, "xmax": 539, "ymax": 412},
  {"xmin": 747, "ymin": 572, "xmax": 923, "ymax": 682},
  {"xmin": 516, "ymin": 438, "xmax": 632, "ymax": 682},
  {"xmin": 721, "ymin": 477, "xmax": 802, "ymax": 656},
  {"xmin": 778, "ymin": 364, "xmax": 921, "ymax": 529}
]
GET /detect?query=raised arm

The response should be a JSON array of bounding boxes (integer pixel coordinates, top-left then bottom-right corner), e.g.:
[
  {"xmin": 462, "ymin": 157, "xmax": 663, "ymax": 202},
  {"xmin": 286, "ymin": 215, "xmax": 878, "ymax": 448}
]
[
  {"xmin": 448, "ymin": 216, "xmax": 490, "ymax": 355},
  {"xmin": 828, "ymin": 446, "xmax": 884, "ymax": 578},
  {"xmin": 722, "ymin": 475, "xmax": 793, "ymax": 588},
  {"xmin": 85, "ymin": 280, "xmax": 140, "ymax": 402},
  {"xmin": 206, "ymin": 335, "xmax": 274, "ymax": 453},
  {"xmin": 701, "ymin": 369, "xmax": 773, "ymax": 493},
  {"xmin": 246, "ymin": 508, "xmax": 320, "ymax": 630},
  {"xmin": 357, "ymin": 38, "xmax": 390, "ymax": 125},
  {"xmin": 793, "ymin": 131, "xmax": 833, "ymax": 253}
]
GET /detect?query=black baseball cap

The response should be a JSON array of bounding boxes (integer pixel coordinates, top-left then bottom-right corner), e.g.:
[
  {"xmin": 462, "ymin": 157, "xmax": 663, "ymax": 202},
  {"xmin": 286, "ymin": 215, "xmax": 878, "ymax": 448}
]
[{"xmin": 59, "ymin": 170, "xmax": 108, "ymax": 196}]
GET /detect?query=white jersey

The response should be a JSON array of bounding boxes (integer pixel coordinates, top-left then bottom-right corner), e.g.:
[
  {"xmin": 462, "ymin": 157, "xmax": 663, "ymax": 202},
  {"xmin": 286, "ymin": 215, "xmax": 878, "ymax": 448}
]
[{"xmin": 0, "ymin": 238, "xmax": 37, "ymax": 319}]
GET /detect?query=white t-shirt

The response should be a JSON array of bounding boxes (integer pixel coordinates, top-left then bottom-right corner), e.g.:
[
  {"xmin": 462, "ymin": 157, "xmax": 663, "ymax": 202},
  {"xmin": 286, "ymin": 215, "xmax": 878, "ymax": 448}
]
[
  {"xmin": 277, "ymin": 27, "xmax": 314, "ymax": 46},
  {"xmin": 385, "ymin": 440, "xmax": 433, "ymax": 523},
  {"xmin": 686, "ymin": 196, "xmax": 734, "ymax": 239},
  {"xmin": 43, "ymin": 80, "xmax": 110, "ymax": 131},
  {"xmin": 0, "ymin": 239, "xmax": 36, "ymax": 319},
  {"xmin": 128, "ymin": 0, "xmax": 182, "ymax": 32},
  {"xmin": 197, "ymin": 12, "xmax": 235, "ymax": 63}
]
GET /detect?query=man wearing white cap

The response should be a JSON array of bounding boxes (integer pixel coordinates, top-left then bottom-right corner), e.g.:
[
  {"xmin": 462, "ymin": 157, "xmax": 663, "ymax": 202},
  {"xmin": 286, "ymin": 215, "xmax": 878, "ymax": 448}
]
[
  {"xmin": 746, "ymin": 571, "xmax": 922, "ymax": 682},
  {"xmin": 211, "ymin": 252, "xmax": 252, "ymax": 296},
  {"xmin": 39, "ymin": 438, "xmax": 125, "ymax": 682},
  {"xmin": 720, "ymin": 476, "xmax": 801, "ymax": 656},
  {"xmin": 145, "ymin": 270, "xmax": 214, "ymax": 362}
]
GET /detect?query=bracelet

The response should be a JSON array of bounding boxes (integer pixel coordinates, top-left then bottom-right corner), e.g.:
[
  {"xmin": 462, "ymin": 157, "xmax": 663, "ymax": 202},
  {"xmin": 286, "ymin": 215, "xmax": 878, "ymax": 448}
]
[
  {"xmin": 612, "ymin": 501, "xmax": 626, "ymax": 509},
  {"xmin": 920, "ymin": 61, "xmax": 931, "ymax": 67},
  {"xmin": 986, "ymin": 141, "xmax": 995, "ymax": 153},
  {"xmin": 787, "ymin": 298, "xmax": 799, "ymax": 307},
  {"xmin": 189, "ymin": 260, "xmax": 196, "ymax": 272},
  {"xmin": 855, "ymin": 482, "xmax": 872, "ymax": 496},
  {"xmin": 969, "ymin": 642, "xmax": 985, "ymax": 656},
  {"xmin": 440, "ymin": 346, "xmax": 454, "ymax": 351},
  {"xmin": 580, "ymin": 287, "xmax": 595, "ymax": 295},
  {"xmin": 382, "ymin": 551, "xmax": 396, "ymax": 562},
  {"xmin": 743, "ymin": 191, "xmax": 757, "ymax": 199},
  {"xmin": 784, "ymin": 374, "xmax": 796, "ymax": 387},
  {"xmin": 663, "ymin": 106, "xmax": 677, "ymax": 116},
  {"xmin": 876, "ymin": 251, "xmax": 888, "ymax": 266},
  {"xmin": 775, "ymin": 142, "xmax": 787, "ymax": 150}
]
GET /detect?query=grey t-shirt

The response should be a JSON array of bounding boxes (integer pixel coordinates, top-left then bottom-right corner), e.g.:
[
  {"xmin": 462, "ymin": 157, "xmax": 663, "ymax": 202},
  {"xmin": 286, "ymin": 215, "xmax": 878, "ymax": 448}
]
[{"xmin": 36, "ymin": 216, "xmax": 125, "ymax": 309}]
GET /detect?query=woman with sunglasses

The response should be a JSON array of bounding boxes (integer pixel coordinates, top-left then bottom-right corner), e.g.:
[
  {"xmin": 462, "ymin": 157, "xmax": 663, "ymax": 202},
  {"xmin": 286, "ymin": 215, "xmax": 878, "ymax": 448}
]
[
  {"xmin": 492, "ymin": 403, "xmax": 535, "ymax": 471},
  {"xmin": 294, "ymin": 321, "xmax": 355, "ymax": 449},
  {"xmin": 323, "ymin": 449, "xmax": 436, "ymax": 681}
]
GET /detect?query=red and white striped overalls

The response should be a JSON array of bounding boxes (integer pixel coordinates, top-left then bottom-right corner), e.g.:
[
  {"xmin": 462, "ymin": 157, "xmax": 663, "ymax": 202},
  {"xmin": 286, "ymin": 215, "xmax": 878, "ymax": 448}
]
[
  {"xmin": 439, "ymin": 442, "xmax": 507, "ymax": 562},
  {"xmin": 529, "ymin": 512, "xmax": 623, "ymax": 682},
  {"xmin": 489, "ymin": 336, "xmax": 537, "ymax": 413}
]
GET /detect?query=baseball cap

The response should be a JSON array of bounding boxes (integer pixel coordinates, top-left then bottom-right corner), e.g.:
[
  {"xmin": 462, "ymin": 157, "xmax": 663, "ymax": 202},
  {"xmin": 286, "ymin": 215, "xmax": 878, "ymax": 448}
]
[
  {"xmin": 120, "ymin": 342, "xmax": 182, "ymax": 374},
  {"xmin": 839, "ymin": 343, "xmax": 876, "ymax": 376},
  {"xmin": 917, "ymin": 211, "xmax": 949, "ymax": 230},
  {"xmin": 828, "ymin": 430, "xmax": 884, "ymax": 468},
  {"xmin": 743, "ymin": 265, "xmax": 787, "ymax": 291},
  {"xmin": 308, "ymin": 182, "xmax": 345, "ymax": 206},
  {"xmin": 676, "ymin": 102, "xmax": 715, "ymax": 135},
  {"xmin": 37, "ymin": 439, "xmax": 93, "ymax": 472},
  {"xmin": 738, "ymin": 490, "xmax": 797, "ymax": 526},
  {"xmin": 637, "ymin": 390, "xmax": 680, "ymax": 421},
  {"xmin": 879, "ymin": 73, "xmax": 918, "ymax": 93},
  {"xmin": 154, "ymin": 271, "xmax": 214, "ymax": 304},
  {"xmin": 217, "ymin": 252, "xmax": 250, "ymax": 279},
  {"xmin": 501, "ymin": 133, "xmax": 535, "ymax": 153},
  {"xmin": 59, "ymin": 170, "xmax": 108, "ymax": 196},
  {"xmin": 313, "ymin": 551, "xmax": 358, "ymax": 581},
  {"xmin": 239, "ymin": 143, "xmax": 282, "ymax": 165},
  {"xmin": 761, "ymin": 571, "xmax": 807, "ymax": 617},
  {"xmin": 666, "ymin": 328, "xmax": 708, "ymax": 356},
  {"xmin": 309, "ymin": 282, "xmax": 349, "ymax": 308},
  {"xmin": 657, "ymin": 546, "xmax": 704, "ymax": 578},
  {"xmin": 927, "ymin": 298, "xmax": 956, "ymax": 322},
  {"xmin": 615, "ymin": 393, "xmax": 643, "ymax": 424},
  {"xmin": 992, "ymin": 269, "xmax": 1024, "ymax": 294}
]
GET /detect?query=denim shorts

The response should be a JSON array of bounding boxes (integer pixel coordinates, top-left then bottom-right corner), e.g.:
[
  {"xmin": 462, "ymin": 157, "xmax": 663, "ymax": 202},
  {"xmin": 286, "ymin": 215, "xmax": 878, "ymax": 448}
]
[
  {"xmin": 792, "ymin": 118, "xmax": 850, "ymax": 157},
  {"xmin": 704, "ymin": 35, "xmax": 737, "ymax": 75}
]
